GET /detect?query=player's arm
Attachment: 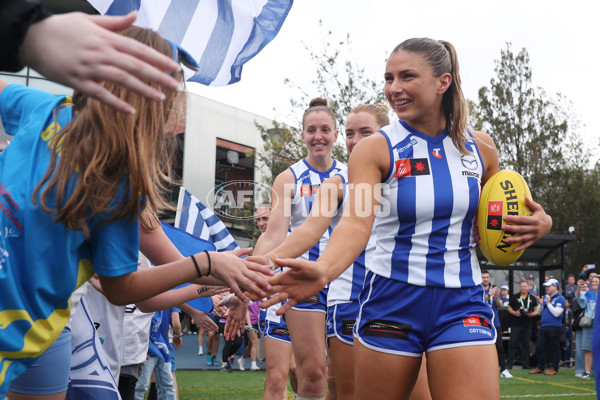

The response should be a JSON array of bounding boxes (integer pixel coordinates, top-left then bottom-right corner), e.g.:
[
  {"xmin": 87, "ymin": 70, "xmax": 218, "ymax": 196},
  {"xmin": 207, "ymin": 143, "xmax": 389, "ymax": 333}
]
[
  {"xmin": 264, "ymin": 134, "xmax": 389, "ymax": 312},
  {"xmin": 318, "ymin": 134, "xmax": 388, "ymax": 282},
  {"xmin": 268, "ymin": 175, "xmax": 343, "ymax": 260},
  {"xmin": 139, "ymin": 211, "xmax": 224, "ymax": 287},
  {"xmin": 252, "ymin": 170, "xmax": 294, "ymax": 257},
  {"xmin": 472, "ymin": 130, "xmax": 499, "ymax": 185}
]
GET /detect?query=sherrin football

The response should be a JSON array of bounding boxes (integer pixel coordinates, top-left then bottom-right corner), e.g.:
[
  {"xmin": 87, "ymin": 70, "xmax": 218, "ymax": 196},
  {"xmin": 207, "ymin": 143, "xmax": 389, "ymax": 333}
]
[{"xmin": 476, "ymin": 170, "xmax": 532, "ymax": 266}]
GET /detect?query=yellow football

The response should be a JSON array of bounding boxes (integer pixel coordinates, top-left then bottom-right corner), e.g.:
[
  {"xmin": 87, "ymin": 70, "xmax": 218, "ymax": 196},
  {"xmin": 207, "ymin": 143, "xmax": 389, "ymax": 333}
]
[{"xmin": 476, "ymin": 170, "xmax": 532, "ymax": 266}]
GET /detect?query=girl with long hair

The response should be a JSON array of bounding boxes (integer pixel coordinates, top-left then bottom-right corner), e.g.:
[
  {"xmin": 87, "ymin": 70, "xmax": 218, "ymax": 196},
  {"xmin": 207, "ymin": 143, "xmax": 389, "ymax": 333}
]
[{"xmin": 0, "ymin": 26, "xmax": 270, "ymax": 400}]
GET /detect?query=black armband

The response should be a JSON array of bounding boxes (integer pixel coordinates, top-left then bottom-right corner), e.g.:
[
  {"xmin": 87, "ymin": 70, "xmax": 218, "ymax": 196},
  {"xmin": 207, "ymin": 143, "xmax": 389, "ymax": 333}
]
[{"xmin": 0, "ymin": 1, "xmax": 52, "ymax": 72}]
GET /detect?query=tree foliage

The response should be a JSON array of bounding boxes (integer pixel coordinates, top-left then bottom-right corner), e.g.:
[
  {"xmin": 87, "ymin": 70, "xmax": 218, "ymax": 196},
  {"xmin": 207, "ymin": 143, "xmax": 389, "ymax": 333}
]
[
  {"xmin": 284, "ymin": 21, "xmax": 387, "ymax": 138},
  {"xmin": 470, "ymin": 43, "xmax": 598, "ymax": 272},
  {"xmin": 255, "ymin": 121, "xmax": 306, "ymax": 186}
]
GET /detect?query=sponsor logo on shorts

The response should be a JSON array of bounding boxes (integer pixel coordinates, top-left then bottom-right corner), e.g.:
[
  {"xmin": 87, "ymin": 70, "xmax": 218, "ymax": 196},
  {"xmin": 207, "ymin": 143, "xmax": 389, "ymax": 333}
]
[
  {"xmin": 342, "ymin": 320, "xmax": 355, "ymax": 336},
  {"xmin": 463, "ymin": 315, "xmax": 493, "ymax": 330},
  {"xmin": 394, "ymin": 158, "xmax": 431, "ymax": 178},
  {"xmin": 363, "ymin": 319, "xmax": 411, "ymax": 340},
  {"xmin": 271, "ymin": 327, "xmax": 289, "ymax": 337},
  {"xmin": 259, "ymin": 320, "xmax": 265, "ymax": 330},
  {"xmin": 299, "ymin": 295, "xmax": 320, "ymax": 304}
]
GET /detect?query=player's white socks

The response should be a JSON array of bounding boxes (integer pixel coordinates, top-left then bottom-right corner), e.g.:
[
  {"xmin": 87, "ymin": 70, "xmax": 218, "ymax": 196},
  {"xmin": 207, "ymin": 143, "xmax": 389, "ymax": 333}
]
[{"xmin": 294, "ymin": 395, "xmax": 324, "ymax": 400}]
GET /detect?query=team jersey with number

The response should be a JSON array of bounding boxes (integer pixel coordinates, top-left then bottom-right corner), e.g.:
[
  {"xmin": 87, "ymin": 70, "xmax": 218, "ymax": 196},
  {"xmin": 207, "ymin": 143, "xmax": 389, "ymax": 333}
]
[
  {"xmin": 288, "ymin": 158, "xmax": 346, "ymax": 262},
  {"xmin": 370, "ymin": 120, "xmax": 484, "ymax": 289},
  {"xmin": 327, "ymin": 169, "xmax": 374, "ymax": 306}
]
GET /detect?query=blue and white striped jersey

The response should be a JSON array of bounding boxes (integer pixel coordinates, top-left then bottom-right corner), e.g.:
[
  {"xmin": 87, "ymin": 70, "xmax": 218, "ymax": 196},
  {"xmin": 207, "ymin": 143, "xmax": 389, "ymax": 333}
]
[
  {"xmin": 370, "ymin": 120, "xmax": 484, "ymax": 288},
  {"xmin": 288, "ymin": 158, "xmax": 346, "ymax": 262},
  {"xmin": 327, "ymin": 170, "xmax": 374, "ymax": 306}
]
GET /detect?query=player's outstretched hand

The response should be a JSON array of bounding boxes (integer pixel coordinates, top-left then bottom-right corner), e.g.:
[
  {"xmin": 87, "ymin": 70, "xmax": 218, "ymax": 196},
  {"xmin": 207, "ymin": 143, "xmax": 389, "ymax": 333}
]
[
  {"xmin": 188, "ymin": 309, "xmax": 218, "ymax": 333},
  {"xmin": 502, "ymin": 196, "xmax": 553, "ymax": 252},
  {"xmin": 204, "ymin": 248, "xmax": 273, "ymax": 303},
  {"xmin": 260, "ymin": 258, "xmax": 328, "ymax": 316},
  {"xmin": 224, "ymin": 297, "xmax": 247, "ymax": 340},
  {"xmin": 19, "ymin": 12, "xmax": 181, "ymax": 114}
]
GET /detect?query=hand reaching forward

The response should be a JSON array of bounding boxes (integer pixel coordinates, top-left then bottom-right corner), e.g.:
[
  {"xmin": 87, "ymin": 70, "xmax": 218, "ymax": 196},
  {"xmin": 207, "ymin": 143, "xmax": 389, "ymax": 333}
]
[
  {"xmin": 19, "ymin": 12, "xmax": 181, "ymax": 114},
  {"xmin": 188, "ymin": 309, "xmax": 218, "ymax": 333},
  {"xmin": 224, "ymin": 297, "xmax": 248, "ymax": 340},
  {"xmin": 502, "ymin": 196, "xmax": 553, "ymax": 252},
  {"xmin": 260, "ymin": 258, "xmax": 329, "ymax": 316},
  {"xmin": 202, "ymin": 248, "xmax": 273, "ymax": 302}
]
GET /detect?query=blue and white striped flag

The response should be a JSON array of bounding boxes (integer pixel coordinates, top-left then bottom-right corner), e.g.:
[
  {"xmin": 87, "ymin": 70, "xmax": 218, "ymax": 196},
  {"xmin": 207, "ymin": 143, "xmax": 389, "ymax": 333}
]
[
  {"xmin": 87, "ymin": 0, "xmax": 293, "ymax": 86},
  {"xmin": 175, "ymin": 187, "xmax": 239, "ymax": 252}
]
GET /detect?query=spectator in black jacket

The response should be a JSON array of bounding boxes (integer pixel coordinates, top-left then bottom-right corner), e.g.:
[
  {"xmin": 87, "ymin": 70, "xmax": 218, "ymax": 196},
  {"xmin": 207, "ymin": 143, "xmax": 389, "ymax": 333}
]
[{"xmin": 507, "ymin": 281, "xmax": 539, "ymax": 369}]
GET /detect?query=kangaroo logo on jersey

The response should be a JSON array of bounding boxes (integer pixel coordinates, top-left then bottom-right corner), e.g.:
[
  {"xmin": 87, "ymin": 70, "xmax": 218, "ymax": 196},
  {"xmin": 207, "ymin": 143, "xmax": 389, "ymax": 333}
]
[
  {"xmin": 394, "ymin": 158, "xmax": 430, "ymax": 178},
  {"xmin": 487, "ymin": 201, "xmax": 503, "ymax": 230},
  {"xmin": 461, "ymin": 154, "xmax": 478, "ymax": 170}
]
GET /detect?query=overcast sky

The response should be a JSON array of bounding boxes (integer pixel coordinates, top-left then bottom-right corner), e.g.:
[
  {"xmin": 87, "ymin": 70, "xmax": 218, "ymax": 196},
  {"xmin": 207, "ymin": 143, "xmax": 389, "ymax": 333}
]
[{"xmin": 189, "ymin": 0, "xmax": 599, "ymax": 152}]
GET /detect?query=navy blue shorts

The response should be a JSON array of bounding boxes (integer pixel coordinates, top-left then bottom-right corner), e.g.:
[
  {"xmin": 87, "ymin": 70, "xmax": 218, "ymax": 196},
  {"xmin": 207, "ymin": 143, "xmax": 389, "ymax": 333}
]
[
  {"xmin": 291, "ymin": 287, "xmax": 328, "ymax": 313},
  {"xmin": 327, "ymin": 301, "xmax": 359, "ymax": 345},
  {"xmin": 355, "ymin": 271, "xmax": 496, "ymax": 356},
  {"xmin": 259, "ymin": 308, "xmax": 291, "ymax": 344},
  {"xmin": 9, "ymin": 328, "xmax": 71, "ymax": 395}
]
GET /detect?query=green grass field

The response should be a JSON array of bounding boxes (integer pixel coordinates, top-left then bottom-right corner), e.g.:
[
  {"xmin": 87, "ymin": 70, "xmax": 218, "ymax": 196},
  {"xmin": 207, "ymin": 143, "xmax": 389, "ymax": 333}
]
[{"xmin": 172, "ymin": 369, "xmax": 597, "ymax": 399}]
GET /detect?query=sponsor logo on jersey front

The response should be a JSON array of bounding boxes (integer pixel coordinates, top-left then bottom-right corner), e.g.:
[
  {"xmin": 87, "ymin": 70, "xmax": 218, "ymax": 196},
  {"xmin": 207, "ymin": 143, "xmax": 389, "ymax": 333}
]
[
  {"xmin": 300, "ymin": 185, "xmax": 312, "ymax": 197},
  {"xmin": 300, "ymin": 184, "xmax": 321, "ymax": 197},
  {"xmin": 432, "ymin": 148, "xmax": 442, "ymax": 159},
  {"xmin": 461, "ymin": 154, "xmax": 478, "ymax": 170},
  {"xmin": 394, "ymin": 158, "xmax": 431, "ymax": 178}
]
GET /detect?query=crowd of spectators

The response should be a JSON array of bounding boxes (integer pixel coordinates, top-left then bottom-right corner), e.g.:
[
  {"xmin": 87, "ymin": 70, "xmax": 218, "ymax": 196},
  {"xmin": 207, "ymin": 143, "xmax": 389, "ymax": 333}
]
[{"xmin": 486, "ymin": 265, "xmax": 597, "ymax": 380}]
